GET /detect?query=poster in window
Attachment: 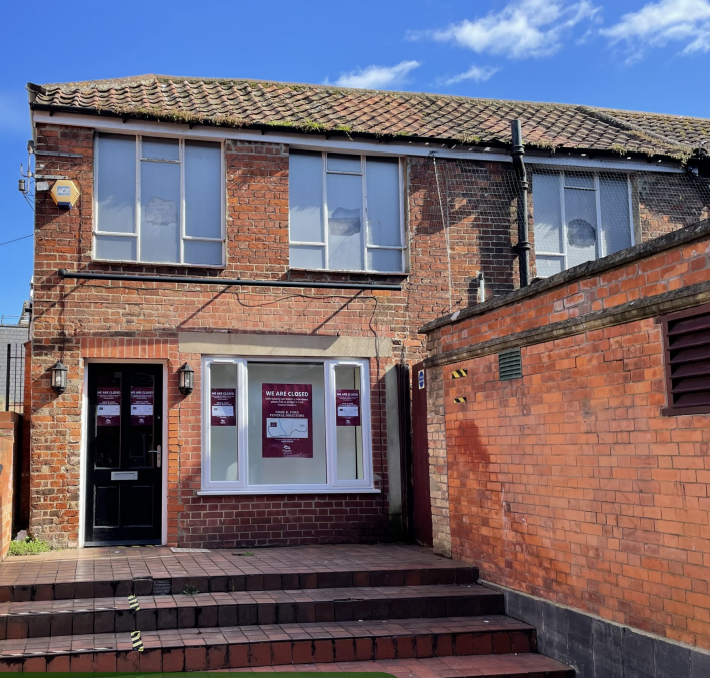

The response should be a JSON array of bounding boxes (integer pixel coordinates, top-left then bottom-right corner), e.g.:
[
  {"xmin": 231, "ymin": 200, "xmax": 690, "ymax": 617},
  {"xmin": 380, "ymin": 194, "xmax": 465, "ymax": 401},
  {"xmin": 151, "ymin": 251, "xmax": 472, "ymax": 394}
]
[
  {"xmin": 130, "ymin": 387, "xmax": 154, "ymax": 426},
  {"xmin": 211, "ymin": 388, "xmax": 236, "ymax": 426},
  {"xmin": 336, "ymin": 389, "xmax": 360, "ymax": 427},
  {"xmin": 97, "ymin": 387, "xmax": 121, "ymax": 427},
  {"xmin": 262, "ymin": 383, "xmax": 312, "ymax": 458}
]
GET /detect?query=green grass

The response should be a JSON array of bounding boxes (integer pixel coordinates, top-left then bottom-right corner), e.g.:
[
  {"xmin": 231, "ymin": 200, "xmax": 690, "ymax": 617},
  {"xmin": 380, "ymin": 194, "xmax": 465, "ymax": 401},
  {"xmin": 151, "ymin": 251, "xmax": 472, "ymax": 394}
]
[{"xmin": 8, "ymin": 536, "xmax": 52, "ymax": 556}]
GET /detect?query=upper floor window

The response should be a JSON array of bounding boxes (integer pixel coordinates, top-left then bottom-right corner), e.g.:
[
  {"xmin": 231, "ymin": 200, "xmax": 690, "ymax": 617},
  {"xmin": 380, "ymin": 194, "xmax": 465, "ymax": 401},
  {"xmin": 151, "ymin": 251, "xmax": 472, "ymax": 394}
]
[
  {"xmin": 94, "ymin": 134, "xmax": 224, "ymax": 266},
  {"xmin": 532, "ymin": 171, "xmax": 634, "ymax": 277},
  {"xmin": 289, "ymin": 151, "xmax": 406, "ymax": 273}
]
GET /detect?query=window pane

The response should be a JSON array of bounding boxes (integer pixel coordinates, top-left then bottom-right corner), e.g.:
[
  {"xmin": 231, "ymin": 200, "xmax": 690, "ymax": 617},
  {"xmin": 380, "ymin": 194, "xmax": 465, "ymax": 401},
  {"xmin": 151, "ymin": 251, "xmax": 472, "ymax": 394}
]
[
  {"xmin": 142, "ymin": 137, "xmax": 179, "ymax": 161},
  {"xmin": 327, "ymin": 173, "xmax": 363, "ymax": 270},
  {"xmin": 140, "ymin": 161, "xmax": 180, "ymax": 263},
  {"xmin": 327, "ymin": 154, "xmax": 361, "ymax": 173},
  {"xmin": 536, "ymin": 255, "xmax": 564, "ymax": 278},
  {"xmin": 209, "ymin": 363, "xmax": 239, "ymax": 482},
  {"xmin": 366, "ymin": 158, "xmax": 401, "ymax": 247},
  {"xmin": 335, "ymin": 365, "xmax": 363, "ymax": 480},
  {"xmin": 185, "ymin": 141, "xmax": 222, "ymax": 239},
  {"xmin": 367, "ymin": 248, "xmax": 403, "ymax": 273},
  {"xmin": 565, "ymin": 187, "xmax": 598, "ymax": 269},
  {"xmin": 290, "ymin": 245, "xmax": 325, "ymax": 269},
  {"xmin": 565, "ymin": 173, "xmax": 594, "ymax": 189},
  {"xmin": 95, "ymin": 235, "xmax": 137, "ymax": 261},
  {"xmin": 289, "ymin": 152, "xmax": 324, "ymax": 243},
  {"xmin": 184, "ymin": 240, "xmax": 223, "ymax": 266},
  {"xmin": 97, "ymin": 134, "xmax": 136, "ymax": 234},
  {"xmin": 95, "ymin": 372, "xmax": 121, "ymax": 468},
  {"xmin": 247, "ymin": 362, "xmax": 326, "ymax": 485},
  {"xmin": 532, "ymin": 174, "xmax": 563, "ymax": 254},
  {"xmin": 600, "ymin": 176, "xmax": 632, "ymax": 256}
]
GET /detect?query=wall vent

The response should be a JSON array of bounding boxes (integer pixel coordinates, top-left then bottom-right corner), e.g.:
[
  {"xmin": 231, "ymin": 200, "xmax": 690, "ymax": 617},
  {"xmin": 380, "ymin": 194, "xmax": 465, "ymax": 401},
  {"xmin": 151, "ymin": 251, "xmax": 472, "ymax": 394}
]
[
  {"xmin": 498, "ymin": 348, "xmax": 523, "ymax": 381},
  {"xmin": 661, "ymin": 304, "xmax": 710, "ymax": 415}
]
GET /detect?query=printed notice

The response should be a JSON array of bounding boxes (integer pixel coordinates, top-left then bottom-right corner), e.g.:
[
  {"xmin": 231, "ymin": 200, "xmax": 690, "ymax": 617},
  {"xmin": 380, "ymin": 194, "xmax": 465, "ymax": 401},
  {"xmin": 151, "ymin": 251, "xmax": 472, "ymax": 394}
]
[
  {"xmin": 262, "ymin": 383, "xmax": 312, "ymax": 458},
  {"xmin": 97, "ymin": 387, "xmax": 121, "ymax": 427},
  {"xmin": 336, "ymin": 389, "xmax": 360, "ymax": 427},
  {"xmin": 130, "ymin": 387, "xmax": 154, "ymax": 426},
  {"xmin": 211, "ymin": 388, "xmax": 236, "ymax": 426}
]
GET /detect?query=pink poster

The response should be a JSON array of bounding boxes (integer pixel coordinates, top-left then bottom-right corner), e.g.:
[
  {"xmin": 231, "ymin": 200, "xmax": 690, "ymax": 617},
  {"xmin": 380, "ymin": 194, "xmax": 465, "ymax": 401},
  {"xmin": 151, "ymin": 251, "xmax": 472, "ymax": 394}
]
[
  {"xmin": 130, "ymin": 387, "xmax": 154, "ymax": 426},
  {"xmin": 336, "ymin": 390, "xmax": 360, "ymax": 427},
  {"xmin": 262, "ymin": 383, "xmax": 312, "ymax": 458},
  {"xmin": 211, "ymin": 388, "xmax": 236, "ymax": 426},
  {"xmin": 97, "ymin": 387, "xmax": 121, "ymax": 427}
]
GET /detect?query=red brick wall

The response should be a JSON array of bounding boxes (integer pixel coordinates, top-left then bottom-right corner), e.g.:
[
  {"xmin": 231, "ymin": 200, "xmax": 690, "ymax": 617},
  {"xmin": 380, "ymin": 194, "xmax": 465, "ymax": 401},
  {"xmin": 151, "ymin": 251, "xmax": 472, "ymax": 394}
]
[
  {"xmin": 0, "ymin": 413, "xmax": 20, "ymax": 561},
  {"xmin": 426, "ymin": 233, "xmax": 710, "ymax": 649}
]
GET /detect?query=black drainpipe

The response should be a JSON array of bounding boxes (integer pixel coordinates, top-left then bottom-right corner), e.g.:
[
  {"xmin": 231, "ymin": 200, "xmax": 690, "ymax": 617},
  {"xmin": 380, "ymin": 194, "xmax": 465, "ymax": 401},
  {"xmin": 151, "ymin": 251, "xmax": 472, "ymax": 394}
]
[{"xmin": 511, "ymin": 119, "xmax": 531, "ymax": 287}]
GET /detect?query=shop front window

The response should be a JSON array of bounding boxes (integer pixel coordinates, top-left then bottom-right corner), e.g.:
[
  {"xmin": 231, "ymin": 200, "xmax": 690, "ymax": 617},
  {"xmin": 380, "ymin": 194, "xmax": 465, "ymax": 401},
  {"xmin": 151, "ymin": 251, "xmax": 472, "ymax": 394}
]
[{"xmin": 201, "ymin": 357, "xmax": 374, "ymax": 493}]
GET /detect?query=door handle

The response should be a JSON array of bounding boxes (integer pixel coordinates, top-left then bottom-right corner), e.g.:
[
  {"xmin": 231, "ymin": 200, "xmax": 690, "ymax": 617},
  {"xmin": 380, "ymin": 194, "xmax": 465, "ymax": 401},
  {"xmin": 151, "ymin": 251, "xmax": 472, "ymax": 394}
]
[{"xmin": 149, "ymin": 445, "xmax": 162, "ymax": 468}]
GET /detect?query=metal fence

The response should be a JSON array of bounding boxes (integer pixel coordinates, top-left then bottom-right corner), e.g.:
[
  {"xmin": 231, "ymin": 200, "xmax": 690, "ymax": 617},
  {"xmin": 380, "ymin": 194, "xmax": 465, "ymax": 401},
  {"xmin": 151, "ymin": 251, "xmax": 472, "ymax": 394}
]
[{"xmin": 2, "ymin": 344, "xmax": 25, "ymax": 414}]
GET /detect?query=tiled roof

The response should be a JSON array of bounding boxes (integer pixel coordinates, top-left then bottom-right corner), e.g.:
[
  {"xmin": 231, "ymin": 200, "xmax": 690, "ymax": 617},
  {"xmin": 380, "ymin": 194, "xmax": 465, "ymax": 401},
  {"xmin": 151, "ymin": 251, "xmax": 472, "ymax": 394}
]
[{"xmin": 28, "ymin": 74, "xmax": 707, "ymax": 160}]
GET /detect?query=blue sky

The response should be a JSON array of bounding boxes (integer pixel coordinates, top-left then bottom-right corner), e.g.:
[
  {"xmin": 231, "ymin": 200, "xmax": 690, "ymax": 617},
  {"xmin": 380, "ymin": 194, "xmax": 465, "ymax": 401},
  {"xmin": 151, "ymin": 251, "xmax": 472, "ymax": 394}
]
[{"xmin": 1, "ymin": 0, "xmax": 709, "ymax": 319}]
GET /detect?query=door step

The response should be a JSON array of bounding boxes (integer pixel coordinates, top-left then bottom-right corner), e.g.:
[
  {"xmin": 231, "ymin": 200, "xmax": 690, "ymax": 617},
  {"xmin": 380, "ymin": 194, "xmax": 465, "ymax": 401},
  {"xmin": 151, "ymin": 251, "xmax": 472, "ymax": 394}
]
[
  {"xmin": 0, "ymin": 564, "xmax": 477, "ymax": 602},
  {"xmin": 0, "ymin": 584, "xmax": 503, "ymax": 638},
  {"xmin": 0, "ymin": 616, "xmax": 536, "ymax": 671}
]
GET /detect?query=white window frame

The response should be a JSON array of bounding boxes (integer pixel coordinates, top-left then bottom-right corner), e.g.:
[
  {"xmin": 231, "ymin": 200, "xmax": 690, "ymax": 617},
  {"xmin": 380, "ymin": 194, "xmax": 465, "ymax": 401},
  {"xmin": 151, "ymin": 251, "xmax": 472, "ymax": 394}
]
[
  {"xmin": 533, "ymin": 171, "xmax": 635, "ymax": 273},
  {"xmin": 288, "ymin": 151, "xmax": 407, "ymax": 274},
  {"xmin": 200, "ymin": 356, "xmax": 376, "ymax": 494},
  {"xmin": 93, "ymin": 134, "xmax": 226, "ymax": 267}
]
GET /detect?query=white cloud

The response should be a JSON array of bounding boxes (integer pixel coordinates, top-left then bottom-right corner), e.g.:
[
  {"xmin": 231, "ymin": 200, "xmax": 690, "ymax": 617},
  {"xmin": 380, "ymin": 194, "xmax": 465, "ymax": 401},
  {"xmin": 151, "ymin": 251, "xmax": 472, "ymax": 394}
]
[
  {"xmin": 420, "ymin": 0, "xmax": 599, "ymax": 59},
  {"xmin": 601, "ymin": 0, "xmax": 710, "ymax": 58},
  {"xmin": 444, "ymin": 65, "xmax": 501, "ymax": 85},
  {"xmin": 329, "ymin": 60, "xmax": 421, "ymax": 89}
]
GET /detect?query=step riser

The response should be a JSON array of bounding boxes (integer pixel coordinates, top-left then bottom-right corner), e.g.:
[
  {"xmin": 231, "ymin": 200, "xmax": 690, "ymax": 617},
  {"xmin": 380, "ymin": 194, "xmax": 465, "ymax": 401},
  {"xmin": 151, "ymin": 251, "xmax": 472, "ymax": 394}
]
[
  {"xmin": 0, "ymin": 567, "xmax": 479, "ymax": 603},
  {"xmin": 0, "ymin": 628, "xmax": 536, "ymax": 672},
  {"xmin": 1, "ymin": 594, "xmax": 504, "ymax": 639}
]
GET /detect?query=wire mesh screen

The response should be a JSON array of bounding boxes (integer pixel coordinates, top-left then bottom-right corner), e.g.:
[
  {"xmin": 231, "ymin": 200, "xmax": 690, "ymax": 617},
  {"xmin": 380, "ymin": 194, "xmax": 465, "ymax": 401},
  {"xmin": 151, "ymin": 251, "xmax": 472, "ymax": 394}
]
[
  {"xmin": 2, "ymin": 344, "xmax": 26, "ymax": 414},
  {"xmin": 420, "ymin": 155, "xmax": 710, "ymax": 311}
]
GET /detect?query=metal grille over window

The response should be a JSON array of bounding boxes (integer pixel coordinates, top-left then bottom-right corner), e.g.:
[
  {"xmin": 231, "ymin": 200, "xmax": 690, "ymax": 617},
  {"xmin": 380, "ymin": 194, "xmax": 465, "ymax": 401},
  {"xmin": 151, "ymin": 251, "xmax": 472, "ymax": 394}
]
[
  {"xmin": 662, "ymin": 306, "xmax": 710, "ymax": 414},
  {"xmin": 419, "ymin": 154, "xmax": 710, "ymax": 308},
  {"xmin": 498, "ymin": 348, "xmax": 523, "ymax": 381}
]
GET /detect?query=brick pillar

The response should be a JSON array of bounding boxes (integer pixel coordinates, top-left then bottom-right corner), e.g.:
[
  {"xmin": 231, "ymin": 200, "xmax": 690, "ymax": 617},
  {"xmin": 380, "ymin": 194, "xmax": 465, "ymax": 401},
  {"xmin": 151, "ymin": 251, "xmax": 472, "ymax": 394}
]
[
  {"xmin": 427, "ymin": 363, "xmax": 451, "ymax": 556},
  {"xmin": 0, "ymin": 412, "xmax": 20, "ymax": 560}
]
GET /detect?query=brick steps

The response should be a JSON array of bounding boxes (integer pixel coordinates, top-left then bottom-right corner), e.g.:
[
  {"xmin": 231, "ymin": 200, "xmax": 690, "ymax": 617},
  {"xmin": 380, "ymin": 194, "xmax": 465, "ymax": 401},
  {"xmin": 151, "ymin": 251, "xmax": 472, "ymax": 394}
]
[
  {"xmin": 0, "ymin": 545, "xmax": 573, "ymax": 676},
  {"xmin": 0, "ymin": 616, "xmax": 536, "ymax": 672},
  {"xmin": 0, "ymin": 566, "xmax": 478, "ymax": 602},
  {"xmin": 265, "ymin": 655, "xmax": 575, "ymax": 677},
  {"xmin": 0, "ymin": 584, "xmax": 503, "ymax": 639}
]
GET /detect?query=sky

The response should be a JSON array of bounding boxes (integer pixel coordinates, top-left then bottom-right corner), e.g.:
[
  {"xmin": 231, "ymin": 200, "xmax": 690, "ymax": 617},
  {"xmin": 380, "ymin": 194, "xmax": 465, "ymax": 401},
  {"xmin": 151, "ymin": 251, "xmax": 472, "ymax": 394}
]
[{"xmin": 0, "ymin": 0, "xmax": 709, "ymax": 319}]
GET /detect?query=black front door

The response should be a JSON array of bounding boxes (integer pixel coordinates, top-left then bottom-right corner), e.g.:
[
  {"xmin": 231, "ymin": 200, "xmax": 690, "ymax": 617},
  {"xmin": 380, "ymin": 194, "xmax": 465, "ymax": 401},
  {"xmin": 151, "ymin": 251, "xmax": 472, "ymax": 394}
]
[{"xmin": 85, "ymin": 363, "xmax": 163, "ymax": 546}]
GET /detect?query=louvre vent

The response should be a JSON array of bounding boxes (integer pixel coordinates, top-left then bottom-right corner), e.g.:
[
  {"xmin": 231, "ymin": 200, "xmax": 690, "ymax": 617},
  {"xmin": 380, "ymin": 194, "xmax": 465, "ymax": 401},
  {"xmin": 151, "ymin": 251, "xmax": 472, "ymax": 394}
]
[
  {"xmin": 665, "ymin": 308, "xmax": 710, "ymax": 411},
  {"xmin": 498, "ymin": 348, "xmax": 523, "ymax": 381}
]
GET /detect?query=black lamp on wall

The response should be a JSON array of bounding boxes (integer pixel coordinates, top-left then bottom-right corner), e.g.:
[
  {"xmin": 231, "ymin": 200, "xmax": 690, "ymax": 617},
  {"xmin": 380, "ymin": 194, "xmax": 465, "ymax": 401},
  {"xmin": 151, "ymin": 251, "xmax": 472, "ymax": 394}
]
[
  {"xmin": 50, "ymin": 360, "xmax": 68, "ymax": 394},
  {"xmin": 178, "ymin": 362, "xmax": 194, "ymax": 395}
]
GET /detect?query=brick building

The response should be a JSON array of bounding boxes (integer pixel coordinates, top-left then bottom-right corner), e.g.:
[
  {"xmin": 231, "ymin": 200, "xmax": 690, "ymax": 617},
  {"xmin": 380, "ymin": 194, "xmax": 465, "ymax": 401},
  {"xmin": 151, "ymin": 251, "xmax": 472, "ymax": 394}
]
[{"xmin": 23, "ymin": 75, "xmax": 710, "ymax": 551}]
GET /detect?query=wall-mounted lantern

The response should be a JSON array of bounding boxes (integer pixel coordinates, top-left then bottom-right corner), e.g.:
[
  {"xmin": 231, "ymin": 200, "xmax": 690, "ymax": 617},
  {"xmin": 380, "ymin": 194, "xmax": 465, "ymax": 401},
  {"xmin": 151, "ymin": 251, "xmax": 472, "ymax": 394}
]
[
  {"xmin": 178, "ymin": 362, "xmax": 194, "ymax": 395},
  {"xmin": 50, "ymin": 360, "xmax": 68, "ymax": 394}
]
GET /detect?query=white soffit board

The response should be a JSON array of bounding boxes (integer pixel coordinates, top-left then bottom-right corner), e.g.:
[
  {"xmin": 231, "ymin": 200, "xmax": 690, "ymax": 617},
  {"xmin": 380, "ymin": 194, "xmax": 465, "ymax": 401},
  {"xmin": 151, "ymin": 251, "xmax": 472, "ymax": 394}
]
[{"xmin": 33, "ymin": 111, "xmax": 684, "ymax": 174}]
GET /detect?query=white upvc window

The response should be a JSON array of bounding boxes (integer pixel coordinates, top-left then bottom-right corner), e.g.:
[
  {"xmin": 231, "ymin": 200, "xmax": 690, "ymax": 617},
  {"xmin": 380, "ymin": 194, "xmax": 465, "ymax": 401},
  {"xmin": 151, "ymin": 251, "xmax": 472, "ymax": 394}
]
[
  {"xmin": 93, "ymin": 133, "xmax": 225, "ymax": 266},
  {"xmin": 532, "ymin": 171, "xmax": 635, "ymax": 277},
  {"xmin": 289, "ymin": 150, "xmax": 406, "ymax": 273},
  {"xmin": 200, "ymin": 356, "xmax": 375, "ymax": 494}
]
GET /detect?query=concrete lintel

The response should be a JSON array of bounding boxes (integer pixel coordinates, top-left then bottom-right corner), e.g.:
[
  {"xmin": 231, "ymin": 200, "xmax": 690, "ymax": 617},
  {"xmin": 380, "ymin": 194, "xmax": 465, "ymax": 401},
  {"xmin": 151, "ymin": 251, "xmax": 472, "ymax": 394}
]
[{"xmin": 178, "ymin": 332, "xmax": 392, "ymax": 358}]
